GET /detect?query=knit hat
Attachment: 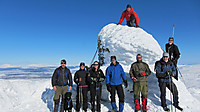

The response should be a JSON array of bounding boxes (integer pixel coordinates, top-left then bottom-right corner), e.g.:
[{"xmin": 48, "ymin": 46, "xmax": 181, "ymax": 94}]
[
  {"xmin": 80, "ymin": 62, "xmax": 85, "ymax": 66},
  {"xmin": 169, "ymin": 37, "xmax": 174, "ymax": 40},
  {"xmin": 163, "ymin": 52, "xmax": 169, "ymax": 57},
  {"xmin": 136, "ymin": 54, "xmax": 142, "ymax": 58},
  {"xmin": 61, "ymin": 59, "xmax": 66, "ymax": 64},
  {"xmin": 111, "ymin": 56, "xmax": 117, "ymax": 61},
  {"xmin": 127, "ymin": 4, "xmax": 131, "ymax": 8}
]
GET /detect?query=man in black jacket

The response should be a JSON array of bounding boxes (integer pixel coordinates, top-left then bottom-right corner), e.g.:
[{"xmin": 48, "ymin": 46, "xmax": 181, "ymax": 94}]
[
  {"xmin": 165, "ymin": 37, "xmax": 180, "ymax": 80},
  {"xmin": 89, "ymin": 61, "xmax": 105, "ymax": 112},
  {"xmin": 155, "ymin": 53, "xmax": 183, "ymax": 111},
  {"xmin": 51, "ymin": 59, "xmax": 73, "ymax": 112},
  {"xmin": 74, "ymin": 62, "xmax": 90, "ymax": 112}
]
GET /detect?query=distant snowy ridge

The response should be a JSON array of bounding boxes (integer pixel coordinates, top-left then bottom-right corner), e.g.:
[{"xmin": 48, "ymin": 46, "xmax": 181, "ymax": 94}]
[{"xmin": 0, "ymin": 64, "xmax": 78, "ymax": 68}]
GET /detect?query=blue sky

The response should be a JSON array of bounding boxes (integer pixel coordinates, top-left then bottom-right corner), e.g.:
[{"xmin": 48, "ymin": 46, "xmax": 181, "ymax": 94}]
[{"xmin": 0, "ymin": 0, "xmax": 199, "ymax": 65}]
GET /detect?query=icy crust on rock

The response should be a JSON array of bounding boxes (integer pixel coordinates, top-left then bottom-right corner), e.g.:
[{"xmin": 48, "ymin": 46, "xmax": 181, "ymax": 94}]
[{"xmin": 98, "ymin": 23, "xmax": 163, "ymax": 65}]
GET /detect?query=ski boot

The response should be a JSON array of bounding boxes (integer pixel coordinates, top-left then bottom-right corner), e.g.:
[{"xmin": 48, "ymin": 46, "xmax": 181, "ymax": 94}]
[
  {"xmin": 54, "ymin": 99, "xmax": 60, "ymax": 112},
  {"xmin": 135, "ymin": 99, "xmax": 141, "ymax": 112},
  {"xmin": 142, "ymin": 98, "xmax": 147, "ymax": 112},
  {"xmin": 173, "ymin": 104, "xmax": 183, "ymax": 111},
  {"xmin": 163, "ymin": 106, "xmax": 170, "ymax": 111}
]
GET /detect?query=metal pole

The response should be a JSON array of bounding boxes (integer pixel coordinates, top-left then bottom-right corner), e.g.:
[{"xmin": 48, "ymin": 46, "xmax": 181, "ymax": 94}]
[
  {"xmin": 168, "ymin": 72, "xmax": 173, "ymax": 112},
  {"xmin": 90, "ymin": 49, "xmax": 98, "ymax": 66},
  {"xmin": 172, "ymin": 25, "xmax": 175, "ymax": 37}
]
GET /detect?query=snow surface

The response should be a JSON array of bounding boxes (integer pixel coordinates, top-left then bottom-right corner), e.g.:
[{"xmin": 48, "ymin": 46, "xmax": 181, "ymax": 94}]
[{"xmin": 0, "ymin": 24, "xmax": 200, "ymax": 112}]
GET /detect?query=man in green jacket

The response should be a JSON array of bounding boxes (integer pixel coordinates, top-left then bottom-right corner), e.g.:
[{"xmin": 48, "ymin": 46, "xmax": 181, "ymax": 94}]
[{"xmin": 129, "ymin": 54, "xmax": 151, "ymax": 112}]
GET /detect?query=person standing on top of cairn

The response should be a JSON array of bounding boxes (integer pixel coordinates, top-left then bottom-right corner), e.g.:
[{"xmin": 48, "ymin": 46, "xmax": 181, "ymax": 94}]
[
  {"xmin": 129, "ymin": 54, "xmax": 151, "ymax": 112},
  {"xmin": 51, "ymin": 59, "xmax": 73, "ymax": 112},
  {"xmin": 118, "ymin": 4, "xmax": 139, "ymax": 27},
  {"xmin": 165, "ymin": 37, "xmax": 181, "ymax": 80}
]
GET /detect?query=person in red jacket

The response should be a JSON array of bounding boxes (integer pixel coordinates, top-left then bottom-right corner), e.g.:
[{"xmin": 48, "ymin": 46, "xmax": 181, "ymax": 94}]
[{"xmin": 118, "ymin": 4, "xmax": 139, "ymax": 28}]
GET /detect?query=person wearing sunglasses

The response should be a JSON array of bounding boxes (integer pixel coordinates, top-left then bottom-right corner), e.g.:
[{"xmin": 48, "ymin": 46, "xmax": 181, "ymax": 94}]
[
  {"xmin": 155, "ymin": 52, "xmax": 183, "ymax": 111},
  {"xmin": 165, "ymin": 37, "xmax": 180, "ymax": 80},
  {"xmin": 51, "ymin": 59, "xmax": 73, "ymax": 112},
  {"xmin": 106, "ymin": 56, "xmax": 128, "ymax": 112},
  {"xmin": 129, "ymin": 54, "xmax": 151, "ymax": 112},
  {"xmin": 88, "ymin": 61, "xmax": 105, "ymax": 112},
  {"xmin": 74, "ymin": 62, "xmax": 90, "ymax": 112}
]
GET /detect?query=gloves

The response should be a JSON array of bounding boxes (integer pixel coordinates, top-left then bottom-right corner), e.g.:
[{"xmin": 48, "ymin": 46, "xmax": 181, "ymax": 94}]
[
  {"xmin": 91, "ymin": 77, "xmax": 97, "ymax": 82},
  {"xmin": 123, "ymin": 80, "xmax": 128, "ymax": 88},
  {"xmin": 168, "ymin": 70, "xmax": 175, "ymax": 77},
  {"xmin": 106, "ymin": 83, "xmax": 111, "ymax": 92},
  {"xmin": 141, "ymin": 72, "xmax": 146, "ymax": 76},
  {"xmin": 132, "ymin": 77, "xmax": 136, "ymax": 82},
  {"xmin": 99, "ymin": 78, "xmax": 104, "ymax": 82},
  {"xmin": 136, "ymin": 25, "xmax": 139, "ymax": 28}
]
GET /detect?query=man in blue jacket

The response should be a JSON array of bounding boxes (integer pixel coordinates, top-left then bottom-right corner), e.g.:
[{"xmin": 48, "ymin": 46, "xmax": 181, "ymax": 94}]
[
  {"xmin": 155, "ymin": 52, "xmax": 183, "ymax": 111},
  {"xmin": 106, "ymin": 56, "xmax": 128, "ymax": 112}
]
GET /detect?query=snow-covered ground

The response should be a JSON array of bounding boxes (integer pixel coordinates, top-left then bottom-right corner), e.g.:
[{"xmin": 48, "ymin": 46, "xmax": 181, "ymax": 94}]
[
  {"xmin": 178, "ymin": 65, "xmax": 200, "ymax": 101},
  {"xmin": 0, "ymin": 24, "xmax": 199, "ymax": 112}
]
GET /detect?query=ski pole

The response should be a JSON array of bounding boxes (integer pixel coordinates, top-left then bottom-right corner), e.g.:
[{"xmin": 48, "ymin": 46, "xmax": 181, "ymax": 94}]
[
  {"xmin": 168, "ymin": 72, "xmax": 173, "ymax": 112},
  {"xmin": 176, "ymin": 66, "xmax": 187, "ymax": 85},
  {"xmin": 176, "ymin": 66, "xmax": 183, "ymax": 77}
]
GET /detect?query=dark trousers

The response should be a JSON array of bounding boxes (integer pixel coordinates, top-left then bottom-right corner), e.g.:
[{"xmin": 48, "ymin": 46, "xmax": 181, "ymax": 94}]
[
  {"xmin": 159, "ymin": 81, "xmax": 179, "ymax": 107},
  {"xmin": 127, "ymin": 14, "xmax": 136, "ymax": 27},
  {"xmin": 173, "ymin": 60, "xmax": 179, "ymax": 80},
  {"xmin": 76, "ymin": 86, "xmax": 88, "ymax": 111},
  {"xmin": 110, "ymin": 84, "xmax": 125, "ymax": 103},
  {"xmin": 90, "ymin": 83, "xmax": 102, "ymax": 112}
]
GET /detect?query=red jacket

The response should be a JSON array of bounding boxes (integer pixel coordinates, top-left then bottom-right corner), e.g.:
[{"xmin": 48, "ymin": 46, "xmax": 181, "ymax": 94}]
[{"xmin": 118, "ymin": 7, "xmax": 139, "ymax": 27}]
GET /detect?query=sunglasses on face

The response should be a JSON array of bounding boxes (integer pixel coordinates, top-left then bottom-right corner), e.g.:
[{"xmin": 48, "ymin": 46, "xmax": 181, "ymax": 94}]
[
  {"xmin": 111, "ymin": 59, "xmax": 116, "ymax": 62},
  {"xmin": 94, "ymin": 64, "xmax": 99, "ymax": 66},
  {"xmin": 61, "ymin": 63, "xmax": 66, "ymax": 64},
  {"xmin": 163, "ymin": 56, "xmax": 168, "ymax": 58},
  {"xmin": 169, "ymin": 40, "xmax": 174, "ymax": 41}
]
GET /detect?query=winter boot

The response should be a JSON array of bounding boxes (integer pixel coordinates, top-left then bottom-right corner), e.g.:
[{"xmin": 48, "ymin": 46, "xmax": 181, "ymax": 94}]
[
  {"xmin": 111, "ymin": 102, "xmax": 117, "ymax": 111},
  {"xmin": 142, "ymin": 98, "xmax": 147, "ymax": 111},
  {"xmin": 119, "ymin": 103, "xmax": 124, "ymax": 112},
  {"xmin": 173, "ymin": 104, "xmax": 183, "ymax": 111},
  {"xmin": 90, "ymin": 101, "xmax": 95, "ymax": 112},
  {"xmin": 54, "ymin": 99, "xmax": 60, "ymax": 112},
  {"xmin": 134, "ymin": 99, "xmax": 141, "ymax": 111},
  {"xmin": 163, "ymin": 106, "xmax": 170, "ymax": 111}
]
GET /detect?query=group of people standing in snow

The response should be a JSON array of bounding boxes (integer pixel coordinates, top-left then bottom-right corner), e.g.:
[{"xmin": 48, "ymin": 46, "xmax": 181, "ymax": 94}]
[{"xmin": 51, "ymin": 4, "xmax": 182, "ymax": 112}]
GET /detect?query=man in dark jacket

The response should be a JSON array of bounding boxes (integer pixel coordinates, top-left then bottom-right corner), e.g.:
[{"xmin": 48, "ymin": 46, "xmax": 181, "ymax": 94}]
[
  {"xmin": 165, "ymin": 37, "xmax": 181, "ymax": 80},
  {"xmin": 74, "ymin": 62, "xmax": 90, "ymax": 112},
  {"xmin": 129, "ymin": 54, "xmax": 151, "ymax": 112},
  {"xmin": 155, "ymin": 52, "xmax": 183, "ymax": 111},
  {"xmin": 89, "ymin": 61, "xmax": 105, "ymax": 112},
  {"xmin": 51, "ymin": 59, "xmax": 73, "ymax": 112},
  {"xmin": 106, "ymin": 56, "xmax": 128, "ymax": 112},
  {"xmin": 118, "ymin": 4, "xmax": 139, "ymax": 27}
]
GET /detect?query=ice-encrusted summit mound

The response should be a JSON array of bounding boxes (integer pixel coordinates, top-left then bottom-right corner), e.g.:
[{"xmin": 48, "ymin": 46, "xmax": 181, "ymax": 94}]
[{"xmin": 98, "ymin": 23, "xmax": 163, "ymax": 65}]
